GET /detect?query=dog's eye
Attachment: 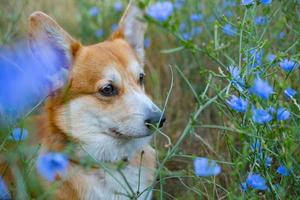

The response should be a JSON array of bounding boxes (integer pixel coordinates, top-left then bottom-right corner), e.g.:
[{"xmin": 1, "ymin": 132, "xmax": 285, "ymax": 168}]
[
  {"xmin": 139, "ymin": 73, "xmax": 145, "ymax": 85},
  {"xmin": 99, "ymin": 84, "xmax": 117, "ymax": 97}
]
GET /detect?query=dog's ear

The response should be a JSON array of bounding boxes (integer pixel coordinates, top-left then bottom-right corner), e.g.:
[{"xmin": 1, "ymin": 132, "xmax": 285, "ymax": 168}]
[
  {"xmin": 113, "ymin": 2, "xmax": 147, "ymax": 63},
  {"xmin": 28, "ymin": 11, "xmax": 80, "ymax": 90}
]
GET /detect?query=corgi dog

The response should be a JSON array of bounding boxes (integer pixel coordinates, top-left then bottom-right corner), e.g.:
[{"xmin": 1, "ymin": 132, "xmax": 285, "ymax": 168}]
[{"xmin": 28, "ymin": 2, "xmax": 165, "ymax": 200}]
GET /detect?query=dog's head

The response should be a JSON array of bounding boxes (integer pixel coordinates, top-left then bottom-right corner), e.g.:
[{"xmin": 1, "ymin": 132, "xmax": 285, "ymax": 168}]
[{"xmin": 29, "ymin": 3, "xmax": 165, "ymax": 161}]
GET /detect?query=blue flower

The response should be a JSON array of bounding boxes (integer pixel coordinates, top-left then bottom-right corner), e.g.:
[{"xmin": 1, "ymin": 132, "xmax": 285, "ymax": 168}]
[
  {"xmin": 255, "ymin": 16, "xmax": 267, "ymax": 25},
  {"xmin": 246, "ymin": 173, "xmax": 268, "ymax": 190},
  {"xmin": 284, "ymin": 88, "xmax": 297, "ymax": 99},
  {"xmin": 241, "ymin": 0, "xmax": 254, "ymax": 5},
  {"xmin": 252, "ymin": 108, "xmax": 272, "ymax": 124},
  {"xmin": 95, "ymin": 28, "xmax": 104, "ymax": 38},
  {"xmin": 277, "ymin": 165, "xmax": 290, "ymax": 176},
  {"xmin": 279, "ymin": 59, "xmax": 298, "ymax": 72},
  {"xmin": 114, "ymin": 1, "xmax": 123, "ymax": 12},
  {"xmin": 182, "ymin": 32, "xmax": 192, "ymax": 40},
  {"xmin": 277, "ymin": 107, "xmax": 290, "ymax": 121},
  {"xmin": 175, "ymin": 0, "xmax": 185, "ymax": 9},
  {"xmin": 190, "ymin": 13, "xmax": 203, "ymax": 22},
  {"xmin": 250, "ymin": 78, "xmax": 273, "ymax": 99},
  {"xmin": 223, "ymin": 24, "xmax": 237, "ymax": 37},
  {"xmin": 241, "ymin": 182, "xmax": 247, "ymax": 192},
  {"xmin": 147, "ymin": 1, "xmax": 174, "ymax": 22},
  {"xmin": 9, "ymin": 128, "xmax": 28, "ymax": 141},
  {"xmin": 194, "ymin": 157, "xmax": 221, "ymax": 177},
  {"xmin": 226, "ymin": 95, "xmax": 248, "ymax": 112},
  {"xmin": 36, "ymin": 152, "xmax": 69, "ymax": 182},
  {"xmin": 0, "ymin": 177, "xmax": 10, "ymax": 199},
  {"xmin": 144, "ymin": 37, "xmax": 151, "ymax": 49},
  {"xmin": 111, "ymin": 24, "xmax": 118, "ymax": 32},
  {"xmin": 260, "ymin": 0, "xmax": 272, "ymax": 5},
  {"xmin": 225, "ymin": 10, "xmax": 234, "ymax": 18},
  {"xmin": 266, "ymin": 157, "xmax": 272, "ymax": 167},
  {"xmin": 228, "ymin": 65, "xmax": 245, "ymax": 91},
  {"xmin": 278, "ymin": 31, "xmax": 285, "ymax": 39},
  {"xmin": 267, "ymin": 54, "xmax": 276, "ymax": 63},
  {"xmin": 88, "ymin": 7, "xmax": 100, "ymax": 17}
]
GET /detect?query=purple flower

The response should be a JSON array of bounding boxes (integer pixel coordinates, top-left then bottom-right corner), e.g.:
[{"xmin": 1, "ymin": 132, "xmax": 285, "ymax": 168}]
[
  {"xmin": 250, "ymin": 78, "xmax": 273, "ymax": 99},
  {"xmin": 277, "ymin": 165, "xmax": 290, "ymax": 176},
  {"xmin": 223, "ymin": 24, "xmax": 237, "ymax": 37},
  {"xmin": 36, "ymin": 152, "xmax": 69, "ymax": 182},
  {"xmin": 284, "ymin": 88, "xmax": 297, "ymax": 99},
  {"xmin": 147, "ymin": 1, "xmax": 174, "ymax": 22},
  {"xmin": 9, "ymin": 128, "xmax": 28, "ymax": 141},
  {"xmin": 277, "ymin": 107, "xmax": 290, "ymax": 121},
  {"xmin": 144, "ymin": 37, "xmax": 151, "ymax": 48},
  {"xmin": 252, "ymin": 108, "xmax": 272, "ymax": 124},
  {"xmin": 226, "ymin": 95, "xmax": 248, "ymax": 112},
  {"xmin": 114, "ymin": 1, "xmax": 123, "ymax": 12},
  {"xmin": 194, "ymin": 157, "xmax": 221, "ymax": 177},
  {"xmin": 246, "ymin": 173, "xmax": 268, "ymax": 190},
  {"xmin": 190, "ymin": 13, "xmax": 203, "ymax": 22},
  {"xmin": 95, "ymin": 28, "xmax": 104, "ymax": 38},
  {"xmin": 241, "ymin": 0, "xmax": 254, "ymax": 5},
  {"xmin": 0, "ymin": 177, "xmax": 10, "ymax": 199},
  {"xmin": 255, "ymin": 16, "xmax": 267, "ymax": 25},
  {"xmin": 88, "ymin": 7, "xmax": 100, "ymax": 17},
  {"xmin": 267, "ymin": 54, "xmax": 276, "ymax": 63},
  {"xmin": 279, "ymin": 59, "xmax": 298, "ymax": 72},
  {"xmin": 260, "ymin": 0, "xmax": 272, "ymax": 5}
]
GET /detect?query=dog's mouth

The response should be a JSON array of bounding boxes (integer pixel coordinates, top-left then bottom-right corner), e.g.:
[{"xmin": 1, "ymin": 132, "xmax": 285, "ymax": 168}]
[{"xmin": 107, "ymin": 128, "xmax": 152, "ymax": 139}]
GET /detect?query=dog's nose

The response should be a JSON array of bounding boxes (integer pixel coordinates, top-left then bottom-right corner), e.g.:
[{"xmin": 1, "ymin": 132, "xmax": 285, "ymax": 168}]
[{"xmin": 144, "ymin": 112, "xmax": 166, "ymax": 129}]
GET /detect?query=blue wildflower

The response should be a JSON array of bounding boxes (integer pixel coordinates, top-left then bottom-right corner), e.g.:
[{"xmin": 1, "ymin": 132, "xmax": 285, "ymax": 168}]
[
  {"xmin": 144, "ymin": 37, "xmax": 151, "ymax": 49},
  {"xmin": 9, "ymin": 127, "xmax": 28, "ymax": 141},
  {"xmin": 241, "ymin": 0, "xmax": 254, "ymax": 5},
  {"xmin": 114, "ymin": 1, "xmax": 123, "ymax": 12},
  {"xmin": 279, "ymin": 59, "xmax": 298, "ymax": 72},
  {"xmin": 277, "ymin": 107, "xmax": 290, "ymax": 121},
  {"xmin": 147, "ymin": 1, "xmax": 174, "ymax": 22},
  {"xmin": 267, "ymin": 54, "xmax": 276, "ymax": 63},
  {"xmin": 88, "ymin": 7, "xmax": 100, "ymax": 17},
  {"xmin": 228, "ymin": 65, "xmax": 245, "ymax": 90},
  {"xmin": 266, "ymin": 157, "xmax": 272, "ymax": 167},
  {"xmin": 194, "ymin": 157, "xmax": 221, "ymax": 177},
  {"xmin": 95, "ymin": 28, "xmax": 104, "ymax": 38},
  {"xmin": 246, "ymin": 173, "xmax": 268, "ymax": 190},
  {"xmin": 250, "ymin": 78, "xmax": 273, "ymax": 99},
  {"xmin": 175, "ymin": 0, "xmax": 185, "ymax": 9},
  {"xmin": 252, "ymin": 108, "xmax": 272, "ymax": 124},
  {"xmin": 182, "ymin": 32, "xmax": 192, "ymax": 40},
  {"xmin": 277, "ymin": 165, "xmax": 290, "ymax": 176},
  {"xmin": 36, "ymin": 152, "xmax": 69, "ymax": 182},
  {"xmin": 241, "ymin": 182, "xmax": 247, "ymax": 192},
  {"xmin": 260, "ymin": 0, "xmax": 272, "ymax": 5},
  {"xmin": 226, "ymin": 95, "xmax": 248, "ymax": 112},
  {"xmin": 223, "ymin": 24, "xmax": 237, "ymax": 37},
  {"xmin": 225, "ymin": 10, "xmax": 234, "ymax": 18},
  {"xmin": 278, "ymin": 31, "xmax": 285, "ymax": 39},
  {"xmin": 111, "ymin": 24, "xmax": 118, "ymax": 32},
  {"xmin": 255, "ymin": 16, "xmax": 267, "ymax": 25},
  {"xmin": 284, "ymin": 88, "xmax": 297, "ymax": 99},
  {"xmin": 190, "ymin": 13, "xmax": 203, "ymax": 22},
  {"xmin": 0, "ymin": 177, "xmax": 10, "ymax": 199}
]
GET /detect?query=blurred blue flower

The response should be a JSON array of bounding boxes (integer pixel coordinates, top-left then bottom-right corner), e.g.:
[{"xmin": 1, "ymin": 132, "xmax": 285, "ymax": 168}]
[
  {"xmin": 114, "ymin": 1, "xmax": 123, "ymax": 12},
  {"xmin": 241, "ymin": 0, "xmax": 254, "ymax": 5},
  {"xmin": 226, "ymin": 95, "xmax": 248, "ymax": 112},
  {"xmin": 9, "ymin": 128, "xmax": 28, "ymax": 141},
  {"xmin": 191, "ymin": 27, "xmax": 203, "ymax": 36},
  {"xmin": 250, "ymin": 78, "xmax": 273, "ymax": 99},
  {"xmin": 252, "ymin": 108, "xmax": 272, "ymax": 124},
  {"xmin": 278, "ymin": 31, "xmax": 285, "ymax": 39},
  {"xmin": 246, "ymin": 173, "xmax": 268, "ymax": 190},
  {"xmin": 36, "ymin": 152, "xmax": 69, "ymax": 182},
  {"xmin": 241, "ymin": 182, "xmax": 247, "ymax": 192},
  {"xmin": 0, "ymin": 177, "xmax": 10, "ymax": 200},
  {"xmin": 284, "ymin": 88, "xmax": 297, "ymax": 99},
  {"xmin": 277, "ymin": 107, "xmax": 290, "ymax": 121},
  {"xmin": 190, "ymin": 13, "xmax": 203, "ymax": 22},
  {"xmin": 147, "ymin": 1, "xmax": 174, "ymax": 22},
  {"xmin": 225, "ymin": 10, "xmax": 234, "ymax": 18},
  {"xmin": 267, "ymin": 54, "xmax": 276, "ymax": 63},
  {"xmin": 144, "ymin": 37, "xmax": 151, "ymax": 48},
  {"xmin": 228, "ymin": 65, "xmax": 245, "ymax": 91},
  {"xmin": 182, "ymin": 32, "xmax": 192, "ymax": 40},
  {"xmin": 194, "ymin": 157, "xmax": 221, "ymax": 177},
  {"xmin": 111, "ymin": 24, "xmax": 118, "ymax": 32},
  {"xmin": 266, "ymin": 156, "xmax": 272, "ymax": 167},
  {"xmin": 277, "ymin": 165, "xmax": 289, "ymax": 176},
  {"xmin": 223, "ymin": 24, "xmax": 237, "ymax": 37},
  {"xmin": 279, "ymin": 59, "xmax": 298, "ymax": 72},
  {"xmin": 88, "ymin": 7, "xmax": 100, "ymax": 17},
  {"xmin": 95, "ymin": 28, "xmax": 104, "ymax": 38},
  {"xmin": 255, "ymin": 16, "xmax": 267, "ymax": 25},
  {"xmin": 260, "ymin": 0, "xmax": 272, "ymax": 5},
  {"xmin": 175, "ymin": 0, "xmax": 185, "ymax": 9}
]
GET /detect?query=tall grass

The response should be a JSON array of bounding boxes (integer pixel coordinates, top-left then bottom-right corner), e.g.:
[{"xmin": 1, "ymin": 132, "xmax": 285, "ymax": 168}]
[{"xmin": 0, "ymin": 0, "xmax": 300, "ymax": 199}]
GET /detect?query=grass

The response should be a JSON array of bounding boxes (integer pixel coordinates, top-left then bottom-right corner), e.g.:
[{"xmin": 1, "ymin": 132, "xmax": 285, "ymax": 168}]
[{"xmin": 1, "ymin": 0, "xmax": 300, "ymax": 199}]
